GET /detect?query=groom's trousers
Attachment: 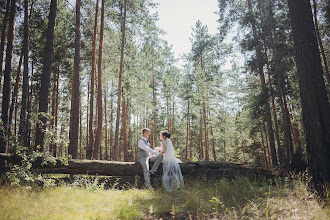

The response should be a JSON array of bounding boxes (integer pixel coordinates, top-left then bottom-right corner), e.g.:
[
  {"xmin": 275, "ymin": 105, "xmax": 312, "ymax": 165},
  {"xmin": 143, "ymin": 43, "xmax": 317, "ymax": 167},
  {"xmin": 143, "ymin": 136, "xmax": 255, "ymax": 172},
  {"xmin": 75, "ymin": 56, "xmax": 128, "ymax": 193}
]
[{"xmin": 138, "ymin": 154, "xmax": 163, "ymax": 188}]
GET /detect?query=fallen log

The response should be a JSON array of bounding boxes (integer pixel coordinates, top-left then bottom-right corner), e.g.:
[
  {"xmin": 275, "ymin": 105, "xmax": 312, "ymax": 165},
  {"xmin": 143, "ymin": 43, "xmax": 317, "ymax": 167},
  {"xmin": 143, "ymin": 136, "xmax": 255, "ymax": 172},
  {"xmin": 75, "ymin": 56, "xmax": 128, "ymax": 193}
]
[{"xmin": 0, "ymin": 153, "xmax": 277, "ymax": 180}]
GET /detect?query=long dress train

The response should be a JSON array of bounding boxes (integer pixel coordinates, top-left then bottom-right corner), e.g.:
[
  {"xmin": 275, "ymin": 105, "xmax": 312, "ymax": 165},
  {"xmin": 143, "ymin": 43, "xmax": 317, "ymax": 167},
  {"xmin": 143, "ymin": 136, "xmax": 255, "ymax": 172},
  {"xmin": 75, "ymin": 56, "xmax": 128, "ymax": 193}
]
[{"xmin": 162, "ymin": 138, "xmax": 184, "ymax": 191}]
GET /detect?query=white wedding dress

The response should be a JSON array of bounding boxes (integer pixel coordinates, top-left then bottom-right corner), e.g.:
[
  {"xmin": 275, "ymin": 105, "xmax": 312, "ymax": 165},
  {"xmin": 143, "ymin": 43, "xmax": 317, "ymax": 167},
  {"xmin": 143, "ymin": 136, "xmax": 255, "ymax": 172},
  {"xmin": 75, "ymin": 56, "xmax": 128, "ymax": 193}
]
[{"xmin": 162, "ymin": 138, "xmax": 184, "ymax": 191}]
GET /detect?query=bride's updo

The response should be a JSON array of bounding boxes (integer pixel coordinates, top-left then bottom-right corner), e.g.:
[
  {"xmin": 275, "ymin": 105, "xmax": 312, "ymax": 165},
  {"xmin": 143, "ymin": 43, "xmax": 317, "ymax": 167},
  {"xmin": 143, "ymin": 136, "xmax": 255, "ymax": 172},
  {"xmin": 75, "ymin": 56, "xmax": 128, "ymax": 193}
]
[{"xmin": 161, "ymin": 130, "xmax": 171, "ymax": 139}]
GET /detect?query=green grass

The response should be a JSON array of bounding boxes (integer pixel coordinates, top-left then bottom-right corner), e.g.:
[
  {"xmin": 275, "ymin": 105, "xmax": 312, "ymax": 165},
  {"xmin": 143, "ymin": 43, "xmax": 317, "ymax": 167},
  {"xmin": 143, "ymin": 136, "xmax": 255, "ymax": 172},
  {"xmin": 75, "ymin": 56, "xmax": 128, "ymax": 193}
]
[{"xmin": 0, "ymin": 176, "xmax": 329, "ymax": 219}]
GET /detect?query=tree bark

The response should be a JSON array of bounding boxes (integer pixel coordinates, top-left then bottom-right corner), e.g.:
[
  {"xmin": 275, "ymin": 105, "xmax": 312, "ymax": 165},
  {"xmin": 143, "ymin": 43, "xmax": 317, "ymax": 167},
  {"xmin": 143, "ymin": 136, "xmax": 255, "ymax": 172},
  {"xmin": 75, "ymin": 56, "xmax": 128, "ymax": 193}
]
[
  {"xmin": 109, "ymin": 85, "xmax": 114, "ymax": 160},
  {"xmin": 247, "ymin": 0, "xmax": 278, "ymax": 168},
  {"xmin": 263, "ymin": 38, "xmax": 282, "ymax": 167},
  {"xmin": 34, "ymin": 0, "xmax": 57, "ymax": 151},
  {"xmin": 0, "ymin": 0, "xmax": 16, "ymax": 153},
  {"xmin": 209, "ymin": 108, "xmax": 216, "ymax": 161},
  {"xmin": 8, "ymin": 51, "xmax": 23, "ymax": 152},
  {"xmin": 53, "ymin": 68, "xmax": 59, "ymax": 157},
  {"xmin": 260, "ymin": 126, "xmax": 269, "ymax": 169},
  {"xmin": 199, "ymin": 109, "xmax": 203, "ymax": 160},
  {"xmin": 104, "ymin": 89, "xmax": 108, "ymax": 160},
  {"xmin": 203, "ymin": 102, "xmax": 209, "ymax": 161},
  {"xmin": 79, "ymin": 100, "xmax": 82, "ymax": 159},
  {"xmin": 152, "ymin": 73, "xmax": 157, "ymax": 148},
  {"xmin": 68, "ymin": 0, "xmax": 81, "ymax": 159},
  {"xmin": 288, "ymin": 0, "xmax": 330, "ymax": 188},
  {"xmin": 87, "ymin": 0, "xmax": 99, "ymax": 160},
  {"xmin": 312, "ymin": 0, "xmax": 330, "ymax": 83},
  {"xmin": 18, "ymin": 0, "xmax": 29, "ymax": 149},
  {"xmin": 185, "ymin": 99, "xmax": 189, "ymax": 161},
  {"xmin": 122, "ymin": 89, "xmax": 128, "ymax": 161},
  {"xmin": 0, "ymin": 0, "xmax": 10, "ymax": 89},
  {"xmin": 93, "ymin": 0, "xmax": 105, "ymax": 160},
  {"xmin": 113, "ymin": 0, "xmax": 127, "ymax": 161}
]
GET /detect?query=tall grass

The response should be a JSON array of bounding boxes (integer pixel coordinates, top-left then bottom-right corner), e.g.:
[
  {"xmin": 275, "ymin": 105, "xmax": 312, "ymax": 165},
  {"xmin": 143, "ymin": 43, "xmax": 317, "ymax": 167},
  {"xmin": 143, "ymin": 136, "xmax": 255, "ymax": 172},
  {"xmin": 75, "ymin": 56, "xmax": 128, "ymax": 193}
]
[{"xmin": 0, "ymin": 176, "xmax": 329, "ymax": 219}]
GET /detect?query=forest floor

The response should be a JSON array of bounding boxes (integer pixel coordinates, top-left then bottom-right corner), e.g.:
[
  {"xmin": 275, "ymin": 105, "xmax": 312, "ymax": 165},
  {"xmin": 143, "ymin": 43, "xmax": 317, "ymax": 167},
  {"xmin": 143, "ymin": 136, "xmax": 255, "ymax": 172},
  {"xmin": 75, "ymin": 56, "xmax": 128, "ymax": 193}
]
[{"xmin": 0, "ymin": 175, "xmax": 329, "ymax": 219}]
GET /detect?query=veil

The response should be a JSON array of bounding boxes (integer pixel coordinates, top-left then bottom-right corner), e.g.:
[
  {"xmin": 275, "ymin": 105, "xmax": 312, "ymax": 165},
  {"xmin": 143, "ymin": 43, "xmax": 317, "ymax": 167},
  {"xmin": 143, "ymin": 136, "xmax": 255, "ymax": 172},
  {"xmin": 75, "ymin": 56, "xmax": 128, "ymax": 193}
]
[{"xmin": 162, "ymin": 138, "xmax": 184, "ymax": 191}]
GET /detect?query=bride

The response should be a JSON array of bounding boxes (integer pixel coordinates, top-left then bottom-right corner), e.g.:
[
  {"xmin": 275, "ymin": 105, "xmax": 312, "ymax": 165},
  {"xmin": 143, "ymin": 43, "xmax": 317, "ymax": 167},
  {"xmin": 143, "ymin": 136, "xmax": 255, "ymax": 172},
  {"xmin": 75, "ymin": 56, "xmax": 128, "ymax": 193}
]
[{"xmin": 159, "ymin": 131, "xmax": 184, "ymax": 191}]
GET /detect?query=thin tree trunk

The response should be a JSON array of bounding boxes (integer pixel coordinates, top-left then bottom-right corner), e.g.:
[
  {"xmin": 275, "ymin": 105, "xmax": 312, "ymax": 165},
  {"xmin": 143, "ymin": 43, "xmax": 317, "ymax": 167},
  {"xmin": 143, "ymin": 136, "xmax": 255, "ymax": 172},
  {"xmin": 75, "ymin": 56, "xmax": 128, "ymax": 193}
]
[
  {"xmin": 86, "ymin": 80, "xmax": 89, "ymax": 158},
  {"xmin": 68, "ymin": 0, "xmax": 81, "ymax": 159},
  {"xmin": 113, "ymin": 0, "xmax": 127, "ymax": 161},
  {"xmin": 0, "ymin": 0, "xmax": 16, "ymax": 153},
  {"xmin": 223, "ymin": 127, "xmax": 226, "ymax": 162},
  {"xmin": 109, "ymin": 85, "xmax": 113, "ymax": 160},
  {"xmin": 152, "ymin": 73, "xmax": 157, "ymax": 148},
  {"xmin": 93, "ymin": 0, "xmax": 105, "ymax": 160},
  {"xmin": 17, "ymin": 0, "xmax": 30, "ymax": 149},
  {"xmin": 104, "ymin": 89, "xmax": 108, "ymax": 160},
  {"xmin": 35, "ymin": 0, "xmax": 57, "ymax": 151},
  {"xmin": 263, "ymin": 37, "xmax": 282, "ymax": 167},
  {"xmin": 283, "ymin": 92, "xmax": 294, "ymax": 159},
  {"xmin": 312, "ymin": 0, "xmax": 330, "ymax": 83},
  {"xmin": 247, "ymin": 0, "xmax": 278, "ymax": 168},
  {"xmin": 199, "ymin": 109, "xmax": 203, "ymax": 160},
  {"xmin": 260, "ymin": 126, "xmax": 269, "ymax": 169},
  {"xmin": 53, "ymin": 68, "xmax": 59, "ymax": 157},
  {"xmin": 185, "ymin": 99, "xmax": 189, "ymax": 161},
  {"xmin": 122, "ymin": 89, "xmax": 128, "ymax": 161},
  {"xmin": 167, "ymin": 95, "xmax": 170, "ymax": 131},
  {"xmin": 87, "ymin": 0, "xmax": 99, "ymax": 160},
  {"xmin": 208, "ymin": 108, "xmax": 216, "ymax": 161},
  {"xmin": 0, "ymin": 0, "xmax": 10, "ymax": 89},
  {"xmin": 8, "ymin": 51, "xmax": 23, "ymax": 152},
  {"xmin": 203, "ymin": 102, "xmax": 209, "ymax": 161},
  {"xmin": 264, "ymin": 123, "xmax": 272, "ymax": 169},
  {"xmin": 79, "ymin": 100, "xmax": 82, "ymax": 159}
]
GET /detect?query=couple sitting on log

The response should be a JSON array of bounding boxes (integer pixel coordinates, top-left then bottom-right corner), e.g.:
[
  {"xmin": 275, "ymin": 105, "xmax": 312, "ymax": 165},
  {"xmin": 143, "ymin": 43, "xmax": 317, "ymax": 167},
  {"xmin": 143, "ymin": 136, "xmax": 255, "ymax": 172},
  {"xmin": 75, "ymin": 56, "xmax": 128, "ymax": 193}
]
[{"xmin": 137, "ymin": 128, "xmax": 184, "ymax": 191}]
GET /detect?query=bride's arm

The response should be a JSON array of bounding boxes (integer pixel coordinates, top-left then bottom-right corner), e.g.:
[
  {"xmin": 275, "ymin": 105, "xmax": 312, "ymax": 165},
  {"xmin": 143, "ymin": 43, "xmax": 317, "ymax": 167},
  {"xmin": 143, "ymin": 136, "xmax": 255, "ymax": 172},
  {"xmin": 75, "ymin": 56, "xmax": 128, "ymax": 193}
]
[{"xmin": 160, "ymin": 141, "xmax": 166, "ymax": 155}]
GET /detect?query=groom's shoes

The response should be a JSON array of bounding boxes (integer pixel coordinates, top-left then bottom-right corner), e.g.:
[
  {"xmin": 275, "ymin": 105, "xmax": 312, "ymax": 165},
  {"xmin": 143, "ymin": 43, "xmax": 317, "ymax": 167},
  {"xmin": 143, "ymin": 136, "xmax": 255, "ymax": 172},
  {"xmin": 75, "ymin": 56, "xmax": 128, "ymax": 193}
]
[{"xmin": 149, "ymin": 170, "xmax": 159, "ymax": 177}]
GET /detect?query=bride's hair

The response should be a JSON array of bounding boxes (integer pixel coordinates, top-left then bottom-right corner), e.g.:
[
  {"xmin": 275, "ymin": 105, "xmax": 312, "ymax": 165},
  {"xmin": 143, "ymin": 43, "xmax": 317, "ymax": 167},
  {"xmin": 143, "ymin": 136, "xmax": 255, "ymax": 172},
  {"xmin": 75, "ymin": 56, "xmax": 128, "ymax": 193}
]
[{"xmin": 160, "ymin": 130, "xmax": 171, "ymax": 139}]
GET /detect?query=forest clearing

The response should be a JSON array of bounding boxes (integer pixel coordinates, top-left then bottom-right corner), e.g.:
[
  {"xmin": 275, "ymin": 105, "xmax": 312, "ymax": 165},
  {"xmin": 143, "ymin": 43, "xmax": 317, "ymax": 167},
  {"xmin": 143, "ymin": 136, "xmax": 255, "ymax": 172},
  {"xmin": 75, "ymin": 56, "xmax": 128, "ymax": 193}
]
[{"xmin": 0, "ymin": 0, "xmax": 330, "ymax": 219}]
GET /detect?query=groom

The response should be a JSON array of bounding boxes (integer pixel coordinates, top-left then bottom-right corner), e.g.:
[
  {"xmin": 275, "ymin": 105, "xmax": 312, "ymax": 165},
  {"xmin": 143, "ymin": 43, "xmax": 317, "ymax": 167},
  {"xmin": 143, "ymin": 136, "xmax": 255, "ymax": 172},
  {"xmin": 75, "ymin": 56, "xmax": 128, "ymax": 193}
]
[{"xmin": 137, "ymin": 128, "xmax": 163, "ymax": 189}]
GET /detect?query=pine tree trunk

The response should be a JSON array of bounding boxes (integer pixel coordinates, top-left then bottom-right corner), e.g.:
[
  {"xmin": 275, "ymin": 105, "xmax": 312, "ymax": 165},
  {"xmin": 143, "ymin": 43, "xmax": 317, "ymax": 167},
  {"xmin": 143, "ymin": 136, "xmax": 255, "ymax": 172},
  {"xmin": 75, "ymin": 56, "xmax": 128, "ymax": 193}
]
[
  {"xmin": 122, "ymin": 90, "xmax": 128, "ymax": 161},
  {"xmin": 104, "ymin": 90, "xmax": 108, "ymax": 160},
  {"xmin": 93, "ymin": 0, "xmax": 105, "ymax": 160},
  {"xmin": 167, "ymin": 95, "xmax": 170, "ymax": 131},
  {"xmin": 199, "ymin": 109, "xmax": 203, "ymax": 160},
  {"xmin": 0, "ymin": 0, "xmax": 10, "ymax": 89},
  {"xmin": 53, "ymin": 69, "xmax": 59, "ymax": 157},
  {"xmin": 79, "ymin": 101, "xmax": 82, "ymax": 159},
  {"xmin": 8, "ymin": 51, "xmax": 23, "ymax": 152},
  {"xmin": 283, "ymin": 92, "xmax": 294, "ymax": 158},
  {"xmin": 0, "ymin": 0, "xmax": 16, "ymax": 153},
  {"xmin": 113, "ymin": 0, "xmax": 127, "ymax": 161},
  {"xmin": 87, "ymin": 0, "xmax": 99, "ymax": 160},
  {"xmin": 109, "ymin": 85, "xmax": 113, "ymax": 160},
  {"xmin": 86, "ymin": 81, "xmax": 89, "ymax": 158},
  {"xmin": 152, "ymin": 73, "xmax": 157, "ymax": 148},
  {"xmin": 223, "ymin": 127, "xmax": 226, "ymax": 162},
  {"xmin": 312, "ymin": 0, "xmax": 330, "ymax": 83},
  {"xmin": 260, "ymin": 126, "xmax": 269, "ymax": 169},
  {"xmin": 247, "ymin": 0, "xmax": 278, "ymax": 168},
  {"xmin": 288, "ymin": 0, "xmax": 330, "ymax": 188},
  {"xmin": 68, "ymin": 0, "xmax": 81, "ymax": 159},
  {"xmin": 49, "ymin": 68, "xmax": 56, "ymax": 155},
  {"xmin": 185, "ymin": 99, "xmax": 189, "ymax": 161},
  {"xmin": 263, "ymin": 39, "xmax": 282, "ymax": 167},
  {"xmin": 209, "ymin": 109, "xmax": 216, "ymax": 161},
  {"xmin": 35, "ymin": 0, "xmax": 57, "ymax": 151},
  {"xmin": 203, "ymin": 102, "xmax": 209, "ymax": 161},
  {"xmin": 18, "ymin": 0, "xmax": 29, "ymax": 147}
]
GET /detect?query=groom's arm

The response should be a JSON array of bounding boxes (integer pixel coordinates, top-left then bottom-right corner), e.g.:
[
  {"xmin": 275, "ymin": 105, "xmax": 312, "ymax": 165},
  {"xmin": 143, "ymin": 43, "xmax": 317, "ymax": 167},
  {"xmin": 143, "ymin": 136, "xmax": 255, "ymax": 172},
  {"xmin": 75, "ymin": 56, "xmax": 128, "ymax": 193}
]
[{"xmin": 138, "ymin": 140, "xmax": 159, "ymax": 156}]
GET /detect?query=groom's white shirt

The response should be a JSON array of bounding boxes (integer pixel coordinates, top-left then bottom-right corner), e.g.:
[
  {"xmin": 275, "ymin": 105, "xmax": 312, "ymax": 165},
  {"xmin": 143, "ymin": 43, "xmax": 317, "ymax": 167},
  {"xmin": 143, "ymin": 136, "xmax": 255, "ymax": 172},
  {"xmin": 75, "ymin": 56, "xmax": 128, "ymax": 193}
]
[{"xmin": 138, "ymin": 137, "xmax": 159, "ymax": 156}]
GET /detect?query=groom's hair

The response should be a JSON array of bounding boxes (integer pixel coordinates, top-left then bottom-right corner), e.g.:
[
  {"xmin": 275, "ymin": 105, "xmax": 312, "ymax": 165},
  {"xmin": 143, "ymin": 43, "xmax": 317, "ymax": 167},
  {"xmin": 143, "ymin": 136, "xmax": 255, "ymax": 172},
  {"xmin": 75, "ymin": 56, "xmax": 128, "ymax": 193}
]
[{"xmin": 142, "ymin": 128, "xmax": 150, "ymax": 134}]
